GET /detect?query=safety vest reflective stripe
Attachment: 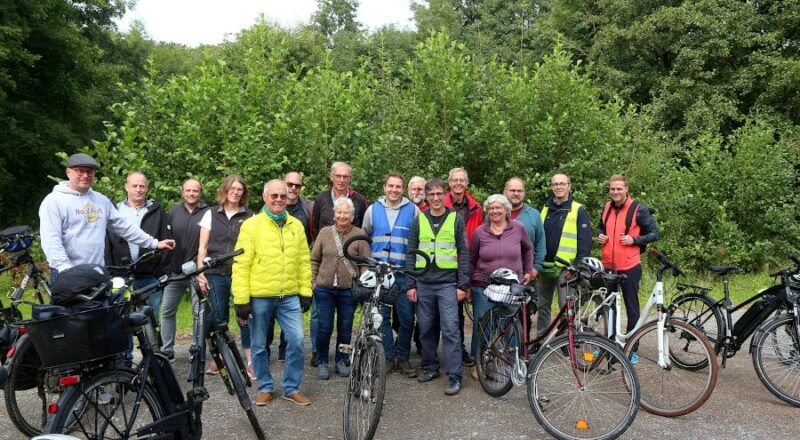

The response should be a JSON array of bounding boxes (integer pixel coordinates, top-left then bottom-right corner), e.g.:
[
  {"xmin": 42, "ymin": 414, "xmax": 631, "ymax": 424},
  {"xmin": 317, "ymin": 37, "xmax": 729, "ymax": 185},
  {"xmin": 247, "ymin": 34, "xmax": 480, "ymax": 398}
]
[
  {"xmin": 541, "ymin": 202, "xmax": 582, "ymax": 267},
  {"xmin": 372, "ymin": 235, "xmax": 409, "ymax": 245},
  {"xmin": 417, "ymin": 212, "xmax": 458, "ymax": 269},
  {"xmin": 370, "ymin": 202, "xmax": 416, "ymax": 266}
]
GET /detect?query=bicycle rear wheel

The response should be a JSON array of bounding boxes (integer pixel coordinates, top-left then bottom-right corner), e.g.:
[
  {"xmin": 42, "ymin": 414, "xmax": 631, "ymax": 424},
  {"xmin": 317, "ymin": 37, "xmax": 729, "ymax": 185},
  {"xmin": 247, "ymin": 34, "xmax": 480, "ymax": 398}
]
[
  {"xmin": 527, "ymin": 333, "xmax": 640, "ymax": 440},
  {"xmin": 216, "ymin": 335, "xmax": 266, "ymax": 439},
  {"xmin": 752, "ymin": 314, "xmax": 800, "ymax": 406},
  {"xmin": 343, "ymin": 335, "xmax": 386, "ymax": 440},
  {"xmin": 46, "ymin": 369, "xmax": 165, "ymax": 439},
  {"xmin": 671, "ymin": 293, "xmax": 723, "ymax": 354},
  {"xmin": 475, "ymin": 306, "xmax": 521, "ymax": 397},
  {"xmin": 4, "ymin": 333, "xmax": 56, "ymax": 437},
  {"xmin": 624, "ymin": 319, "xmax": 718, "ymax": 416}
]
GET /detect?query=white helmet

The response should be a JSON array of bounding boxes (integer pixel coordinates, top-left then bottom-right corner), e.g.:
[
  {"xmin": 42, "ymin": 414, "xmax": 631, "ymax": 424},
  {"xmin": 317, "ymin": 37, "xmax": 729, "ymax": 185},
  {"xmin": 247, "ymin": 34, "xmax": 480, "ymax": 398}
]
[
  {"xmin": 489, "ymin": 268, "xmax": 519, "ymax": 286},
  {"xmin": 578, "ymin": 257, "xmax": 604, "ymax": 274},
  {"xmin": 382, "ymin": 272, "xmax": 396, "ymax": 289},
  {"xmin": 359, "ymin": 271, "xmax": 377, "ymax": 288}
]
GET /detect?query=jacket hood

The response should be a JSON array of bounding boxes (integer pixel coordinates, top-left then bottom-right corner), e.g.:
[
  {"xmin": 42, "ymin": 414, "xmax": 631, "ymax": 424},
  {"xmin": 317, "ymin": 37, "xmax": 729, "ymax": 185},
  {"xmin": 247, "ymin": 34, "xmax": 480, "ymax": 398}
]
[
  {"xmin": 53, "ymin": 181, "xmax": 91, "ymax": 197},
  {"xmin": 376, "ymin": 196, "xmax": 412, "ymax": 209}
]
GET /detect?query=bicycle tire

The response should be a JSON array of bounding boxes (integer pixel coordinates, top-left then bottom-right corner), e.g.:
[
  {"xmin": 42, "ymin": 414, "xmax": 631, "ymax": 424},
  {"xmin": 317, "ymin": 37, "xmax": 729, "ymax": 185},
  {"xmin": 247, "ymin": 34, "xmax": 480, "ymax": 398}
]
[
  {"xmin": 751, "ymin": 314, "xmax": 800, "ymax": 406},
  {"xmin": 671, "ymin": 293, "xmax": 723, "ymax": 354},
  {"xmin": 576, "ymin": 291, "xmax": 609, "ymax": 339},
  {"xmin": 3, "ymin": 333, "xmax": 55, "ymax": 437},
  {"xmin": 45, "ymin": 369, "xmax": 165, "ymax": 439},
  {"xmin": 624, "ymin": 319, "xmax": 718, "ymax": 416},
  {"xmin": 217, "ymin": 335, "xmax": 266, "ymax": 440},
  {"xmin": 475, "ymin": 307, "xmax": 521, "ymax": 397},
  {"xmin": 527, "ymin": 333, "xmax": 640, "ymax": 440},
  {"xmin": 343, "ymin": 335, "xmax": 386, "ymax": 440}
]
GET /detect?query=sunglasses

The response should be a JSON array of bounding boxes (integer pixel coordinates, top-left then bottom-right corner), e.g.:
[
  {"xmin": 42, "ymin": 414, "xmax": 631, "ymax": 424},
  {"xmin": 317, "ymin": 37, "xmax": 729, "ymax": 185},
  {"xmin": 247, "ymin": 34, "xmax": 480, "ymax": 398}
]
[
  {"xmin": 287, "ymin": 182, "xmax": 303, "ymax": 189},
  {"xmin": 268, "ymin": 193, "xmax": 288, "ymax": 200}
]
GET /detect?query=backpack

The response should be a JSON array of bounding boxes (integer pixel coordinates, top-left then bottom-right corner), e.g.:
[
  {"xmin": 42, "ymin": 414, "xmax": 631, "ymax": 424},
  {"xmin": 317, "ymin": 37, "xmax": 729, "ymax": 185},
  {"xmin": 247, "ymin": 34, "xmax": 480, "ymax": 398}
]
[{"xmin": 601, "ymin": 200, "xmax": 654, "ymax": 254}]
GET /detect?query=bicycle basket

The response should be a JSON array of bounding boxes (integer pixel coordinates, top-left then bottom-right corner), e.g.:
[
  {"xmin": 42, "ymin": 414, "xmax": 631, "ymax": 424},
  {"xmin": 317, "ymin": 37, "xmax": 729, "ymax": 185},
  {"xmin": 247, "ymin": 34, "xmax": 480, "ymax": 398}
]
[
  {"xmin": 484, "ymin": 283, "xmax": 529, "ymax": 305},
  {"xmin": 25, "ymin": 302, "xmax": 129, "ymax": 368}
]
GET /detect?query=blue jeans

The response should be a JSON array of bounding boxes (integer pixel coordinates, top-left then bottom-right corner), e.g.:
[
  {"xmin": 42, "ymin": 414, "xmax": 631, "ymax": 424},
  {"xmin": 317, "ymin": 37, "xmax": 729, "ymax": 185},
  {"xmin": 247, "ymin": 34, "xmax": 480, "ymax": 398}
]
[
  {"xmin": 381, "ymin": 274, "xmax": 413, "ymax": 360},
  {"xmin": 470, "ymin": 286, "xmax": 492, "ymax": 357},
  {"xmin": 314, "ymin": 286, "xmax": 358, "ymax": 364},
  {"xmin": 267, "ymin": 296, "xmax": 317, "ymax": 357},
  {"xmin": 416, "ymin": 281, "xmax": 461, "ymax": 378},
  {"xmin": 250, "ymin": 296, "xmax": 305, "ymax": 395},
  {"xmin": 207, "ymin": 274, "xmax": 250, "ymax": 349}
]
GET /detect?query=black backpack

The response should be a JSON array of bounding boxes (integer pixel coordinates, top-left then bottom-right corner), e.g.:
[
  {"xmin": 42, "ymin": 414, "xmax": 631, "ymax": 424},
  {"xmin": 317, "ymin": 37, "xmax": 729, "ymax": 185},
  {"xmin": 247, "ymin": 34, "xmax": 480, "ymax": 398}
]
[
  {"xmin": 51, "ymin": 264, "xmax": 112, "ymax": 306},
  {"xmin": 601, "ymin": 200, "xmax": 654, "ymax": 254}
]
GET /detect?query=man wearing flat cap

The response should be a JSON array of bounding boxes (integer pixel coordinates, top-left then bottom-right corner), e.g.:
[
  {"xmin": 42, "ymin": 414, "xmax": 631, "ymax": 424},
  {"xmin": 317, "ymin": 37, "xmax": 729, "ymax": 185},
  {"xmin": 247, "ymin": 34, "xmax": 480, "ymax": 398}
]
[{"xmin": 38, "ymin": 153, "xmax": 175, "ymax": 283}]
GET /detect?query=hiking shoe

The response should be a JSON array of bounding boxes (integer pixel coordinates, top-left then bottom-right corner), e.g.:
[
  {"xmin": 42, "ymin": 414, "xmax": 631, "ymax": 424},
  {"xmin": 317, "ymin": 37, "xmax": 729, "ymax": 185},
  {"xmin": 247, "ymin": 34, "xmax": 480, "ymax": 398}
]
[
  {"xmin": 471, "ymin": 366, "xmax": 478, "ymax": 380},
  {"xmin": 335, "ymin": 360, "xmax": 350, "ymax": 377},
  {"xmin": 283, "ymin": 392, "xmax": 311, "ymax": 406},
  {"xmin": 445, "ymin": 375, "xmax": 462, "ymax": 396},
  {"xmin": 385, "ymin": 357, "xmax": 397, "ymax": 373},
  {"xmin": 629, "ymin": 352, "xmax": 639, "ymax": 365},
  {"xmin": 462, "ymin": 351, "xmax": 475, "ymax": 367},
  {"xmin": 246, "ymin": 362, "xmax": 257, "ymax": 381},
  {"xmin": 397, "ymin": 359, "xmax": 417, "ymax": 378},
  {"xmin": 255, "ymin": 392, "xmax": 273, "ymax": 406},
  {"xmin": 206, "ymin": 362, "xmax": 220, "ymax": 375},
  {"xmin": 417, "ymin": 369, "xmax": 440, "ymax": 383},
  {"xmin": 310, "ymin": 352, "xmax": 319, "ymax": 367},
  {"xmin": 318, "ymin": 363, "xmax": 330, "ymax": 380}
]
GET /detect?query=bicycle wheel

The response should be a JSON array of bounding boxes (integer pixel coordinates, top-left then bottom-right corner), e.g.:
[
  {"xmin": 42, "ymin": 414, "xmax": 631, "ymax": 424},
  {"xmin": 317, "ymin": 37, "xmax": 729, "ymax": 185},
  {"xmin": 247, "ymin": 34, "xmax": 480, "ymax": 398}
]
[
  {"xmin": 575, "ymin": 291, "xmax": 609, "ymax": 339},
  {"xmin": 624, "ymin": 319, "xmax": 718, "ymax": 416},
  {"xmin": 46, "ymin": 369, "xmax": 165, "ymax": 439},
  {"xmin": 527, "ymin": 333, "xmax": 640, "ymax": 440},
  {"xmin": 4, "ymin": 333, "xmax": 56, "ymax": 437},
  {"xmin": 671, "ymin": 293, "xmax": 723, "ymax": 352},
  {"xmin": 343, "ymin": 335, "xmax": 386, "ymax": 440},
  {"xmin": 475, "ymin": 306, "xmax": 521, "ymax": 397},
  {"xmin": 751, "ymin": 314, "xmax": 800, "ymax": 406},
  {"xmin": 217, "ymin": 335, "xmax": 266, "ymax": 440}
]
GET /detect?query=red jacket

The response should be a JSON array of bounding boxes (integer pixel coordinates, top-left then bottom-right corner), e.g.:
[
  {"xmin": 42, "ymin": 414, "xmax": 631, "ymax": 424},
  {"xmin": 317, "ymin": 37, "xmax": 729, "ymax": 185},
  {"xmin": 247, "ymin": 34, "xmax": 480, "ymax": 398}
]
[
  {"xmin": 600, "ymin": 197, "xmax": 642, "ymax": 271},
  {"xmin": 444, "ymin": 191, "xmax": 483, "ymax": 248}
]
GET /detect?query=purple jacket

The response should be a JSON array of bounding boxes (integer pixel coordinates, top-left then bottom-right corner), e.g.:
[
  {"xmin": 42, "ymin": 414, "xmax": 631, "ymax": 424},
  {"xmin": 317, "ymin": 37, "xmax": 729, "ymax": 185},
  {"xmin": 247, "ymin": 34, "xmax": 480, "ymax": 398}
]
[{"xmin": 469, "ymin": 220, "xmax": 534, "ymax": 287}]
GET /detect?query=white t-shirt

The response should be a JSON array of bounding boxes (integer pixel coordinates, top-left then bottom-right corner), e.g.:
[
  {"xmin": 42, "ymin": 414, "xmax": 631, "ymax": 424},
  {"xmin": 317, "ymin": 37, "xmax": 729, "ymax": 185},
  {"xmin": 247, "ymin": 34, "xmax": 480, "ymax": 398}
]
[{"xmin": 198, "ymin": 208, "xmax": 241, "ymax": 231}]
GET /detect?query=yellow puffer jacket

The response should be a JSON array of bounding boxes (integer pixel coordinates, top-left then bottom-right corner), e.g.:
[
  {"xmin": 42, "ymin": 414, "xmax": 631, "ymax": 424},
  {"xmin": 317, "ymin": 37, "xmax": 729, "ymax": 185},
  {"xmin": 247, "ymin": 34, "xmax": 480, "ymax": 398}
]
[{"xmin": 232, "ymin": 212, "xmax": 312, "ymax": 305}]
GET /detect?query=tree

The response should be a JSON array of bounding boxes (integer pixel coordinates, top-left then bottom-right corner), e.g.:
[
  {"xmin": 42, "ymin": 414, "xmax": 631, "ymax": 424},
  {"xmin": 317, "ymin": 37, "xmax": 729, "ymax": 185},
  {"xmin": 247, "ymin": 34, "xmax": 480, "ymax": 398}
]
[{"xmin": 314, "ymin": 0, "xmax": 361, "ymax": 42}]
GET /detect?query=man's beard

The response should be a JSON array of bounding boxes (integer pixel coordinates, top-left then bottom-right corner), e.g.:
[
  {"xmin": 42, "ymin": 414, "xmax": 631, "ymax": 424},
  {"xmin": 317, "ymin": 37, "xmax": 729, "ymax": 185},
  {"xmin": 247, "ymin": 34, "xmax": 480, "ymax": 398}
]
[{"xmin": 411, "ymin": 195, "xmax": 424, "ymax": 204}]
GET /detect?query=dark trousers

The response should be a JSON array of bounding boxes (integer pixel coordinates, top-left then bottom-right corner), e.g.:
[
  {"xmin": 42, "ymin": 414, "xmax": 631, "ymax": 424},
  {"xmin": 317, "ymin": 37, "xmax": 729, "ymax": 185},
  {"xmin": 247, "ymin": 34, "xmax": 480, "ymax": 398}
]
[
  {"xmin": 416, "ymin": 282, "xmax": 462, "ymax": 378},
  {"xmin": 617, "ymin": 264, "xmax": 643, "ymax": 333}
]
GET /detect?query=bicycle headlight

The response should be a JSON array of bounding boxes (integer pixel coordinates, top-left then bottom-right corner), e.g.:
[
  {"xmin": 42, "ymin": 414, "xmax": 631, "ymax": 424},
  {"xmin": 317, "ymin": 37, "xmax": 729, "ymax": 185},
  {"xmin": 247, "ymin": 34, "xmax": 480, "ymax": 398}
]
[{"xmin": 371, "ymin": 308, "xmax": 383, "ymax": 330}]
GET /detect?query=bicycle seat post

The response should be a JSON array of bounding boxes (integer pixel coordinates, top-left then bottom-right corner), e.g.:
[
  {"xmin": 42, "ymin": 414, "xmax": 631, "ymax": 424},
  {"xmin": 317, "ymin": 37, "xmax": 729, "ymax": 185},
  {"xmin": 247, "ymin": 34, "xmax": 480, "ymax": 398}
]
[{"xmin": 721, "ymin": 274, "xmax": 734, "ymax": 311}]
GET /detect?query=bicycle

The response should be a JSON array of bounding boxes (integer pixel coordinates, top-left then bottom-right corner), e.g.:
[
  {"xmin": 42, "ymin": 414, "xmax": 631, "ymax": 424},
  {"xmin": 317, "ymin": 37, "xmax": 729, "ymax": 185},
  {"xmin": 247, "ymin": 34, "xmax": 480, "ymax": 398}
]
[
  {"xmin": 1, "ymin": 225, "xmax": 56, "ymax": 437},
  {"xmin": 340, "ymin": 234, "xmax": 430, "ymax": 440},
  {"xmin": 671, "ymin": 255, "xmax": 800, "ymax": 406},
  {"xmin": 41, "ymin": 249, "xmax": 266, "ymax": 439},
  {"xmin": 575, "ymin": 249, "xmax": 719, "ymax": 417},
  {"xmin": 475, "ymin": 261, "xmax": 641, "ymax": 440}
]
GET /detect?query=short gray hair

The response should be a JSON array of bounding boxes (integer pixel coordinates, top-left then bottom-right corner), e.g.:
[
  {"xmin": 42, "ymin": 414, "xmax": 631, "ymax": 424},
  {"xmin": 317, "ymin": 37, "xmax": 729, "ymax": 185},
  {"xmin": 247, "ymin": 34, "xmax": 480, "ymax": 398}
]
[
  {"xmin": 408, "ymin": 176, "xmax": 426, "ymax": 188},
  {"xmin": 484, "ymin": 194, "xmax": 512, "ymax": 215},
  {"xmin": 448, "ymin": 167, "xmax": 469, "ymax": 182},
  {"xmin": 332, "ymin": 197, "xmax": 355, "ymax": 221},
  {"xmin": 263, "ymin": 179, "xmax": 287, "ymax": 194},
  {"xmin": 330, "ymin": 161, "xmax": 352, "ymax": 175}
]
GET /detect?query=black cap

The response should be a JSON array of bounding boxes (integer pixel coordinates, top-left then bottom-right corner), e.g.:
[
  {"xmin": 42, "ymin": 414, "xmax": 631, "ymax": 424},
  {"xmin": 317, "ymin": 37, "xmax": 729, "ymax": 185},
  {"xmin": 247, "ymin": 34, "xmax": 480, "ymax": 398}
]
[{"xmin": 66, "ymin": 153, "xmax": 99, "ymax": 169}]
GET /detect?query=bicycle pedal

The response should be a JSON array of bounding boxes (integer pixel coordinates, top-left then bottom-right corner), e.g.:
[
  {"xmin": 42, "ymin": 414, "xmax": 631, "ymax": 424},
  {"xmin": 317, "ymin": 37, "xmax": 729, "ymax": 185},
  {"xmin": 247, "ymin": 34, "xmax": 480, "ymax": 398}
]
[
  {"xmin": 188, "ymin": 387, "xmax": 210, "ymax": 403},
  {"xmin": 338, "ymin": 344, "xmax": 353, "ymax": 354}
]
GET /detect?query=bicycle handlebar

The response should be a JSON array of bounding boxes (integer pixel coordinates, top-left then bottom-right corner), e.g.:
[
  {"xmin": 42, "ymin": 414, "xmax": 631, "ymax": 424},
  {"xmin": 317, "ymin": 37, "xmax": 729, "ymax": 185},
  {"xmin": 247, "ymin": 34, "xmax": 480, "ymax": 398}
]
[
  {"xmin": 769, "ymin": 255, "xmax": 800, "ymax": 278},
  {"xmin": 106, "ymin": 249, "xmax": 164, "ymax": 277},
  {"xmin": 132, "ymin": 249, "xmax": 244, "ymax": 298},
  {"xmin": 648, "ymin": 247, "xmax": 685, "ymax": 276},
  {"xmin": 342, "ymin": 234, "xmax": 431, "ymax": 278}
]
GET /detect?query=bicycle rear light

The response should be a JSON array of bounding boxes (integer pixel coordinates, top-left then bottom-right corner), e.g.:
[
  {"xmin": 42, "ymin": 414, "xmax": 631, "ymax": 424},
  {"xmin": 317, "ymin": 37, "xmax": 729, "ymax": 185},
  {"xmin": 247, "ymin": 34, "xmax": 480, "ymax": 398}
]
[
  {"xmin": 59, "ymin": 375, "xmax": 81, "ymax": 386},
  {"xmin": 6, "ymin": 345, "xmax": 15, "ymax": 359},
  {"xmin": 48, "ymin": 403, "xmax": 58, "ymax": 414}
]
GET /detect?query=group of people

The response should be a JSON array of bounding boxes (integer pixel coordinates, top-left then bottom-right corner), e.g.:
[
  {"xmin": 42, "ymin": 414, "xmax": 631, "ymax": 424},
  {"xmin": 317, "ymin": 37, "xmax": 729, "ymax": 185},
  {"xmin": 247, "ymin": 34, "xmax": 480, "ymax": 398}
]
[{"xmin": 37, "ymin": 153, "xmax": 660, "ymax": 407}]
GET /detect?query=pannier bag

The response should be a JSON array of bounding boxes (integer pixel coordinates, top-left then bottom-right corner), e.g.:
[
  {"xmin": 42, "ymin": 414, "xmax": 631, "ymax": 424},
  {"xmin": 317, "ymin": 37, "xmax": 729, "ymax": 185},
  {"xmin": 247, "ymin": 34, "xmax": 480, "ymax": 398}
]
[
  {"xmin": 51, "ymin": 264, "xmax": 112, "ymax": 306},
  {"xmin": 732, "ymin": 292, "xmax": 783, "ymax": 340}
]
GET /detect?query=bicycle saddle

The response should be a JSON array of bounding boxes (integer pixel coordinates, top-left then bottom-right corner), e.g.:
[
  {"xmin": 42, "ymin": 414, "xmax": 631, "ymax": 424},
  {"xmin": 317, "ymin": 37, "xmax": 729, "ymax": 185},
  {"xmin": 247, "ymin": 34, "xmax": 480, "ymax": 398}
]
[{"xmin": 708, "ymin": 265, "xmax": 740, "ymax": 275}]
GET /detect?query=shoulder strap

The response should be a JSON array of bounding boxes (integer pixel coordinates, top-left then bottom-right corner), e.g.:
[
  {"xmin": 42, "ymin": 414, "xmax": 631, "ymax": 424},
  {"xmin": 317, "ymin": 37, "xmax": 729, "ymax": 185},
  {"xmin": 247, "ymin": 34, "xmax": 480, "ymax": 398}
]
[
  {"xmin": 625, "ymin": 201, "xmax": 640, "ymax": 235},
  {"xmin": 601, "ymin": 202, "xmax": 612, "ymax": 233},
  {"xmin": 331, "ymin": 227, "xmax": 358, "ymax": 278}
]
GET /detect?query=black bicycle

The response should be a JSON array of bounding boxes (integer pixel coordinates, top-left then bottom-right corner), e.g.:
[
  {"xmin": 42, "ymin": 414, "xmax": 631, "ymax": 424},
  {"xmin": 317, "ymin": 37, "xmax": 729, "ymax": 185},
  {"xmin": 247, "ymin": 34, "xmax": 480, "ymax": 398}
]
[
  {"xmin": 340, "ymin": 234, "xmax": 429, "ymax": 440},
  {"xmin": 671, "ymin": 255, "xmax": 800, "ymax": 406},
  {"xmin": 1, "ymin": 225, "xmax": 55, "ymax": 437},
  {"xmin": 41, "ymin": 249, "xmax": 266, "ymax": 439}
]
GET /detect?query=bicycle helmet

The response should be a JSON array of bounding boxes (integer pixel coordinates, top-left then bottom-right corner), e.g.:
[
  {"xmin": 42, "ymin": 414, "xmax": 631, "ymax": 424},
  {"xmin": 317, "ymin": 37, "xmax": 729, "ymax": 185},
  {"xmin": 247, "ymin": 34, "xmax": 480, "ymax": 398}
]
[
  {"xmin": 577, "ymin": 257, "xmax": 606, "ymax": 289},
  {"xmin": 578, "ymin": 257, "xmax": 604, "ymax": 273},
  {"xmin": 382, "ymin": 272, "xmax": 396, "ymax": 289},
  {"xmin": 358, "ymin": 270, "xmax": 378, "ymax": 288},
  {"xmin": 489, "ymin": 268, "xmax": 519, "ymax": 286}
]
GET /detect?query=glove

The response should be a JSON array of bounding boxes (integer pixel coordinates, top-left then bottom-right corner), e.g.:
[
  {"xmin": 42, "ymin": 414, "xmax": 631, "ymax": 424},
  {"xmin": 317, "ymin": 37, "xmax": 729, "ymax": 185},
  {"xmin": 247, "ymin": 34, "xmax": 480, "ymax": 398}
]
[
  {"xmin": 234, "ymin": 303, "xmax": 251, "ymax": 321},
  {"xmin": 300, "ymin": 296, "xmax": 312, "ymax": 313}
]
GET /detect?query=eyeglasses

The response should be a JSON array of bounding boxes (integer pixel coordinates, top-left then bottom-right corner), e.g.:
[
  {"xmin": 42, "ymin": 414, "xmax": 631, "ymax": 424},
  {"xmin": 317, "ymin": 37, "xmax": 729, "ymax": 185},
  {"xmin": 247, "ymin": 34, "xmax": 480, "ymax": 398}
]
[
  {"xmin": 268, "ymin": 193, "xmax": 288, "ymax": 200},
  {"xmin": 427, "ymin": 192, "xmax": 445, "ymax": 198},
  {"xmin": 286, "ymin": 182, "xmax": 303, "ymax": 189},
  {"xmin": 333, "ymin": 174, "xmax": 351, "ymax": 180},
  {"xmin": 550, "ymin": 182, "xmax": 569, "ymax": 187},
  {"xmin": 70, "ymin": 168, "xmax": 95, "ymax": 176},
  {"xmin": 449, "ymin": 178, "xmax": 467, "ymax": 184}
]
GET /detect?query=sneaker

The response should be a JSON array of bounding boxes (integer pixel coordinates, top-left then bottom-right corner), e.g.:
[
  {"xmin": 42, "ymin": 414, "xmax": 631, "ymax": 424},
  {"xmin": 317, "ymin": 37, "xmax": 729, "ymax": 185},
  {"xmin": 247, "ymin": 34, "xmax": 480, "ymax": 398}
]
[
  {"xmin": 282, "ymin": 392, "xmax": 311, "ymax": 406},
  {"xmin": 462, "ymin": 351, "xmax": 475, "ymax": 367},
  {"xmin": 206, "ymin": 362, "xmax": 220, "ymax": 375},
  {"xmin": 471, "ymin": 366, "xmax": 478, "ymax": 381},
  {"xmin": 310, "ymin": 352, "xmax": 319, "ymax": 367},
  {"xmin": 255, "ymin": 392, "xmax": 273, "ymax": 406},
  {"xmin": 318, "ymin": 363, "xmax": 330, "ymax": 380},
  {"xmin": 444, "ymin": 375, "xmax": 462, "ymax": 395},
  {"xmin": 246, "ymin": 362, "xmax": 257, "ymax": 381},
  {"xmin": 397, "ymin": 359, "xmax": 417, "ymax": 378},
  {"xmin": 335, "ymin": 360, "xmax": 350, "ymax": 377},
  {"xmin": 629, "ymin": 352, "xmax": 639, "ymax": 365},
  {"xmin": 417, "ymin": 369, "xmax": 440, "ymax": 383}
]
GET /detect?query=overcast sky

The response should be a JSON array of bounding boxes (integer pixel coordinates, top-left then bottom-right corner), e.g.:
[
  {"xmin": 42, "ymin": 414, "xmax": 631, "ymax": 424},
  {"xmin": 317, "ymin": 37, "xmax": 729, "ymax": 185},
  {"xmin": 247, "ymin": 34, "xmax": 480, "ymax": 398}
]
[{"xmin": 116, "ymin": 0, "xmax": 417, "ymax": 47}]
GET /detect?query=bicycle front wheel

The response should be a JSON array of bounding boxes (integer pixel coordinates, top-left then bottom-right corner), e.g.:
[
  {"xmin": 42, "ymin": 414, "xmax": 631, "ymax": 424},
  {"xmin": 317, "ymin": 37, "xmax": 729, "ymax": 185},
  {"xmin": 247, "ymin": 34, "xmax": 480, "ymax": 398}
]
[
  {"xmin": 475, "ymin": 306, "xmax": 521, "ymax": 397},
  {"xmin": 46, "ymin": 369, "xmax": 165, "ymax": 439},
  {"xmin": 527, "ymin": 333, "xmax": 640, "ymax": 440},
  {"xmin": 671, "ymin": 293, "xmax": 723, "ymax": 354},
  {"xmin": 4, "ymin": 333, "xmax": 56, "ymax": 437},
  {"xmin": 343, "ymin": 335, "xmax": 386, "ymax": 440},
  {"xmin": 624, "ymin": 319, "xmax": 718, "ymax": 416},
  {"xmin": 752, "ymin": 314, "xmax": 800, "ymax": 406},
  {"xmin": 217, "ymin": 335, "xmax": 266, "ymax": 439}
]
